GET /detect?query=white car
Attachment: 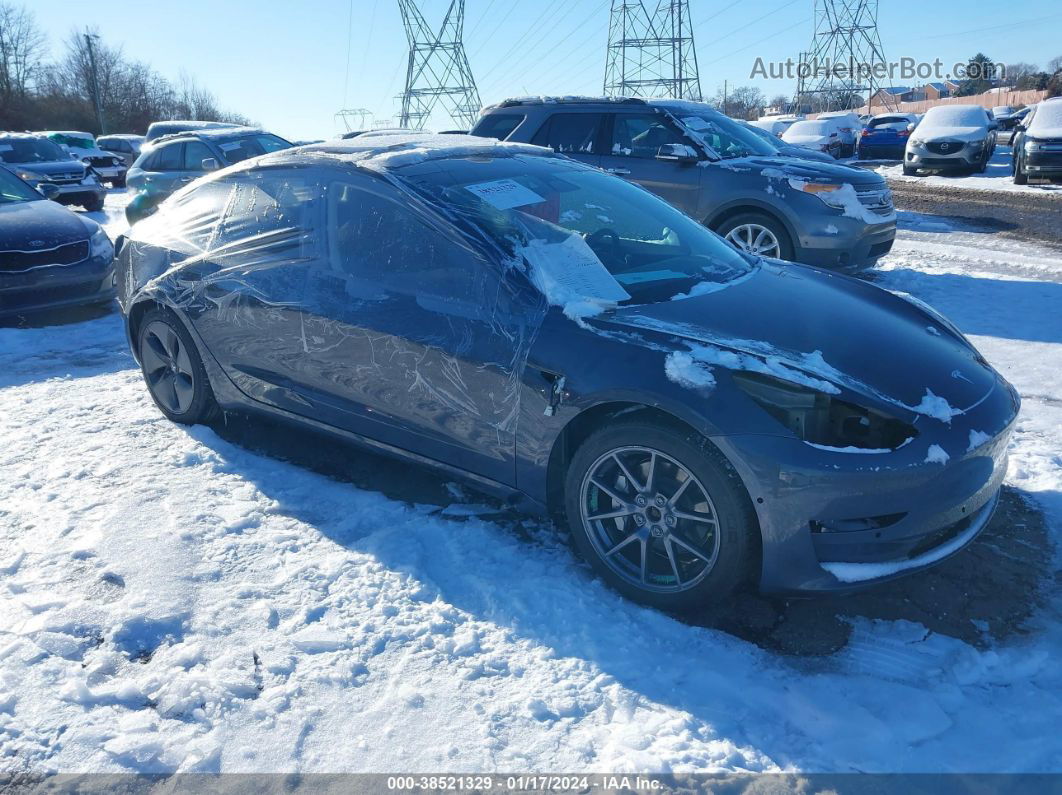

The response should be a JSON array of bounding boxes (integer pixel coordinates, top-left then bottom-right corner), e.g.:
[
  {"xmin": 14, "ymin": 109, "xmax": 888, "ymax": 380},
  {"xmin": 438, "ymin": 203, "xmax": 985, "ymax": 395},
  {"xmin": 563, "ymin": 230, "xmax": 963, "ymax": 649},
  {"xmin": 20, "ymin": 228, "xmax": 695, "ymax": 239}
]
[
  {"xmin": 36, "ymin": 130, "xmax": 129, "ymax": 186},
  {"xmin": 903, "ymin": 104, "xmax": 997, "ymax": 176},
  {"xmin": 816, "ymin": 111, "xmax": 863, "ymax": 157},
  {"xmin": 781, "ymin": 119, "xmax": 845, "ymax": 158},
  {"xmin": 749, "ymin": 116, "xmax": 801, "ymax": 138}
]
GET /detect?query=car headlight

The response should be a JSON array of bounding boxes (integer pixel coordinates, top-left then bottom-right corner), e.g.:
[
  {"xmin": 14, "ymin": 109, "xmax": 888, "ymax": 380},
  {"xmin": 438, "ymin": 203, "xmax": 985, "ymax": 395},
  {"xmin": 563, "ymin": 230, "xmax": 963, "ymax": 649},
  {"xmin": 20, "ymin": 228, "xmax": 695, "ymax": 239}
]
[
  {"xmin": 1025, "ymin": 138, "xmax": 1044, "ymax": 152},
  {"xmin": 15, "ymin": 169, "xmax": 43, "ymax": 182},
  {"xmin": 89, "ymin": 226, "xmax": 113, "ymax": 259},
  {"xmin": 967, "ymin": 139, "xmax": 985, "ymax": 150},
  {"xmin": 910, "ymin": 139, "xmax": 925, "ymax": 148},
  {"xmin": 787, "ymin": 179, "xmax": 851, "ymax": 210},
  {"xmin": 732, "ymin": 371, "xmax": 917, "ymax": 450}
]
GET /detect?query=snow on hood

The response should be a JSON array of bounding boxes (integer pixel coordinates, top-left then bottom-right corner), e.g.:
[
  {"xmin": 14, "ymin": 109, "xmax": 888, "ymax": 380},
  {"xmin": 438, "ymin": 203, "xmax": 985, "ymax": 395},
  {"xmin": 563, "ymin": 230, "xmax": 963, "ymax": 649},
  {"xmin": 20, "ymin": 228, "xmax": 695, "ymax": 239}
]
[
  {"xmin": 783, "ymin": 134, "xmax": 830, "ymax": 145},
  {"xmin": 916, "ymin": 126, "xmax": 987, "ymax": 141},
  {"xmin": 600, "ymin": 264, "xmax": 997, "ymax": 423}
]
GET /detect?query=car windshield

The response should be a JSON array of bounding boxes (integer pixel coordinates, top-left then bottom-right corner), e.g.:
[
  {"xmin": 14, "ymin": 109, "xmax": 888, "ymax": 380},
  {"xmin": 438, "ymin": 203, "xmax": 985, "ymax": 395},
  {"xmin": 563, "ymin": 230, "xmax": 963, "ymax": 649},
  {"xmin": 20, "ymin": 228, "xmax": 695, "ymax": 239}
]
[
  {"xmin": 868, "ymin": 116, "xmax": 912, "ymax": 130},
  {"xmin": 1030, "ymin": 102, "xmax": 1062, "ymax": 133},
  {"xmin": 0, "ymin": 167, "xmax": 42, "ymax": 203},
  {"xmin": 0, "ymin": 137, "xmax": 68, "ymax": 164},
  {"xmin": 742, "ymin": 124, "xmax": 783, "ymax": 149},
  {"xmin": 401, "ymin": 154, "xmax": 755, "ymax": 305},
  {"xmin": 922, "ymin": 106, "xmax": 986, "ymax": 129},
  {"xmin": 669, "ymin": 111, "xmax": 776, "ymax": 159},
  {"xmin": 216, "ymin": 134, "xmax": 292, "ymax": 165},
  {"xmin": 788, "ymin": 121, "xmax": 832, "ymax": 135}
]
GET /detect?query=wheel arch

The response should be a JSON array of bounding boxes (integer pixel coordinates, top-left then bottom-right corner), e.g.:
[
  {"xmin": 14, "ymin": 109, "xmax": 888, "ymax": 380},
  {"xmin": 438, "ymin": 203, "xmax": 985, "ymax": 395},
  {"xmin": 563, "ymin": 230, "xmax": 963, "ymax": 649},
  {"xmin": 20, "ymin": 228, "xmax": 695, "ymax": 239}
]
[
  {"xmin": 544, "ymin": 400, "xmax": 763, "ymax": 571},
  {"xmin": 705, "ymin": 201, "xmax": 799, "ymax": 251}
]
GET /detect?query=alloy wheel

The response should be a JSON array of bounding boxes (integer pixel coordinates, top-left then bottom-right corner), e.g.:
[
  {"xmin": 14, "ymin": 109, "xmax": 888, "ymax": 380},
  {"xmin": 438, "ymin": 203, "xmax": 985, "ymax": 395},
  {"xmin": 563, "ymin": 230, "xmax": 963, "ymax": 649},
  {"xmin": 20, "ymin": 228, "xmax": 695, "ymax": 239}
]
[
  {"xmin": 579, "ymin": 446, "xmax": 721, "ymax": 593},
  {"xmin": 724, "ymin": 223, "xmax": 782, "ymax": 258},
  {"xmin": 141, "ymin": 320, "xmax": 196, "ymax": 415}
]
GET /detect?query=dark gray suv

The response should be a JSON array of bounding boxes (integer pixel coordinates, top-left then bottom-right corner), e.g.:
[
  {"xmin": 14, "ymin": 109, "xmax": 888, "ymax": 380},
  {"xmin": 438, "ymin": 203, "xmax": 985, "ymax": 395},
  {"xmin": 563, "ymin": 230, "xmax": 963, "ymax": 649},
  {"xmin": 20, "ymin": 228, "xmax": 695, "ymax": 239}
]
[{"xmin": 472, "ymin": 98, "xmax": 896, "ymax": 269}]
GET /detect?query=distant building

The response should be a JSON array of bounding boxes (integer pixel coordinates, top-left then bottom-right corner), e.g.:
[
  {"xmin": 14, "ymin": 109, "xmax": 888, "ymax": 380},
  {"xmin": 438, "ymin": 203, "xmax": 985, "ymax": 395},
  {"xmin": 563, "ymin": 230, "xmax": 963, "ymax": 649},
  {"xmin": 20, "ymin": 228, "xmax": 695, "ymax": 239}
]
[
  {"xmin": 924, "ymin": 82, "xmax": 951, "ymax": 100},
  {"xmin": 870, "ymin": 86, "xmax": 914, "ymax": 107}
]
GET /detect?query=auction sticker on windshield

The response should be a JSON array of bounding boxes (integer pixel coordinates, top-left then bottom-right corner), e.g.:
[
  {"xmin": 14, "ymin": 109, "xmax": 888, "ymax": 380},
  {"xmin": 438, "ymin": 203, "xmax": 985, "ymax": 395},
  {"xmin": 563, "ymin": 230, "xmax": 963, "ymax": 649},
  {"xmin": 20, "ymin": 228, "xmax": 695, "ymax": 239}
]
[{"xmin": 465, "ymin": 179, "xmax": 546, "ymax": 210}]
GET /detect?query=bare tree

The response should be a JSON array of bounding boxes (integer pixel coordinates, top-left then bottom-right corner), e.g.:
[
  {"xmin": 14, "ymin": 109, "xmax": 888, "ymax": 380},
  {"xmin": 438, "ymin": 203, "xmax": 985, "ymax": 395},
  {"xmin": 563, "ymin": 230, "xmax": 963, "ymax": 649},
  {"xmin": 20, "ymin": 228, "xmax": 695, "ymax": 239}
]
[
  {"xmin": 709, "ymin": 85, "xmax": 766, "ymax": 120},
  {"xmin": 1049, "ymin": 55, "xmax": 1062, "ymax": 74},
  {"xmin": 0, "ymin": 0, "xmax": 46, "ymax": 124}
]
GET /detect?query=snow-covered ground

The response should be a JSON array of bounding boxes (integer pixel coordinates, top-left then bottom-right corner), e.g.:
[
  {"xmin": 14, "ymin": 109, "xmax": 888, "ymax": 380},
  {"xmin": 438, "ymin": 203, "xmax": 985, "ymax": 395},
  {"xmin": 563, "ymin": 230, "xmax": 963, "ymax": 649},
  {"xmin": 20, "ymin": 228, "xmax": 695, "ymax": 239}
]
[
  {"xmin": 870, "ymin": 144, "xmax": 1062, "ymax": 195},
  {"xmin": 1, "ymin": 197, "xmax": 1061, "ymax": 774}
]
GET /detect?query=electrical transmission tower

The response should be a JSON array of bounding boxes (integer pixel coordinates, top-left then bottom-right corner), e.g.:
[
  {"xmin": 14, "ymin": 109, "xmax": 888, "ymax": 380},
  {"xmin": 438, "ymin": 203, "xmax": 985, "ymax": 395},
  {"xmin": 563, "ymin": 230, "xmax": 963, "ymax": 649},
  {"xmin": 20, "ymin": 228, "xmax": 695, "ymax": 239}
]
[
  {"xmin": 335, "ymin": 108, "xmax": 374, "ymax": 133},
  {"xmin": 798, "ymin": 0, "xmax": 893, "ymax": 113},
  {"xmin": 604, "ymin": 1, "xmax": 701, "ymax": 101},
  {"xmin": 397, "ymin": 0, "xmax": 481, "ymax": 130}
]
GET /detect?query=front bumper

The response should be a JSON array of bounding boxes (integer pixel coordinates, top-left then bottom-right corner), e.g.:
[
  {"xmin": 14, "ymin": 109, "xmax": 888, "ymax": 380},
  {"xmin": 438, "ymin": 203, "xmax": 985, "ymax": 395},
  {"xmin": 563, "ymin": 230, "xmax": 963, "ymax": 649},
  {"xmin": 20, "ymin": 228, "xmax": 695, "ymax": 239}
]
[
  {"xmin": 1026, "ymin": 149, "xmax": 1062, "ymax": 176},
  {"xmin": 795, "ymin": 214, "xmax": 896, "ymax": 270},
  {"xmin": 905, "ymin": 143, "xmax": 984, "ymax": 170},
  {"xmin": 0, "ymin": 256, "xmax": 116, "ymax": 317},
  {"xmin": 716, "ymin": 378, "xmax": 1018, "ymax": 594},
  {"xmin": 90, "ymin": 166, "xmax": 127, "ymax": 181}
]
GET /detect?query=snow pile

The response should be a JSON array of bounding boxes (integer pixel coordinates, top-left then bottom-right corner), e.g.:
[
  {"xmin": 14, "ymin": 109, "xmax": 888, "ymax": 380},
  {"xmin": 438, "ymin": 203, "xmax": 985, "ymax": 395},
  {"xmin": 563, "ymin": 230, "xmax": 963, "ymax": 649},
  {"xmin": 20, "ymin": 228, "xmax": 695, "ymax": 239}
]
[
  {"xmin": 925, "ymin": 444, "xmax": 951, "ymax": 465},
  {"xmin": 664, "ymin": 352, "xmax": 716, "ymax": 390},
  {"xmin": 674, "ymin": 343, "xmax": 841, "ymax": 395}
]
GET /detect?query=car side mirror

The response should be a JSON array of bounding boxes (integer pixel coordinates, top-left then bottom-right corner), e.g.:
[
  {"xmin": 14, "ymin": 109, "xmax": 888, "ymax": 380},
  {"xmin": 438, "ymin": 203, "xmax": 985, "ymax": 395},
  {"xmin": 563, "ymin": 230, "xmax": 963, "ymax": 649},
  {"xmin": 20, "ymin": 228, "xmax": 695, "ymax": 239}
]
[
  {"xmin": 38, "ymin": 182, "xmax": 61, "ymax": 200},
  {"xmin": 201, "ymin": 157, "xmax": 219, "ymax": 171},
  {"xmin": 655, "ymin": 143, "xmax": 698, "ymax": 163}
]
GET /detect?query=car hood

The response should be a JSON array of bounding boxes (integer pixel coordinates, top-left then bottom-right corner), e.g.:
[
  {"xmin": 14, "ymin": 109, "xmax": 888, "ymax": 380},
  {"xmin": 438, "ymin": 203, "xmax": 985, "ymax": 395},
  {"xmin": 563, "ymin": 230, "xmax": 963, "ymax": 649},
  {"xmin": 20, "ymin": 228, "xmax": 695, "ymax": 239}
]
[
  {"xmin": 917, "ymin": 126, "xmax": 986, "ymax": 141},
  {"xmin": 725, "ymin": 155, "xmax": 883, "ymax": 187},
  {"xmin": 777, "ymin": 145, "xmax": 836, "ymax": 163},
  {"xmin": 6, "ymin": 160, "xmax": 87, "ymax": 178},
  {"xmin": 1029, "ymin": 125, "xmax": 1062, "ymax": 140},
  {"xmin": 0, "ymin": 199, "xmax": 90, "ymax": 249},
  {"xmin": 598, "ymin": 264, "xmax": 998, "ymax": 417}
]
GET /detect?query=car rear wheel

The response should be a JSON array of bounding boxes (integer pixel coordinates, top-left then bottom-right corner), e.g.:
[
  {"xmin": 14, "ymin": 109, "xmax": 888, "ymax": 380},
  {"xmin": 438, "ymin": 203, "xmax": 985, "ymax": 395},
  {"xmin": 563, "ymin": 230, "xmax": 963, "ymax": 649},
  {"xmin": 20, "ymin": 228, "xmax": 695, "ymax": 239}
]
[
  {"xmin": 716, "ymin": 213, "xmax": 792, "ymax": 261},
  {"xmin": 137, "ymin": 308, "xmax": 219, "ymax": 425},
  {"xmin": 564, "ymin": 420, "xmax": 758, "ymax": 611}
]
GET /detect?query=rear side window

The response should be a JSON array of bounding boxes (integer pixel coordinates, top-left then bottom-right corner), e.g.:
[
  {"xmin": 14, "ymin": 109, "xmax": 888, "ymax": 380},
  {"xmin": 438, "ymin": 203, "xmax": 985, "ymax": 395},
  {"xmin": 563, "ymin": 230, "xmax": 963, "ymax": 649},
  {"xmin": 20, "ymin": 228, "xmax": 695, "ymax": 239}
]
[
  {"xmin": 531, "ymin": 113, "xmax": 603, "ymax": 154},
  {"xmin": 213, "ymin": 170, "xmax": 320, "ymax": 262},
  {"xmin": 182, "ymin": 141, "xmax": 214, "ymax": 171},
  {"xmin": 471, "ymin": 114, "xmax": 525, "ymax": 141}
]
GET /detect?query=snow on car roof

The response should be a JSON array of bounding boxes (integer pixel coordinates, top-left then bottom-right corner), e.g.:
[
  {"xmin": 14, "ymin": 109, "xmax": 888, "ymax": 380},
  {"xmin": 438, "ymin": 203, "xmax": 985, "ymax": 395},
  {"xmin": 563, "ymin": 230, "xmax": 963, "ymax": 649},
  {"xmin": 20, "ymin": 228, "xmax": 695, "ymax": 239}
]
[
  {"xmin": 0, "ymin": 131, "xmax": 48, "ymax": 140},
  {"xmin": 295, "ymin": 133, "xmax": 552, "ymax": 170}
]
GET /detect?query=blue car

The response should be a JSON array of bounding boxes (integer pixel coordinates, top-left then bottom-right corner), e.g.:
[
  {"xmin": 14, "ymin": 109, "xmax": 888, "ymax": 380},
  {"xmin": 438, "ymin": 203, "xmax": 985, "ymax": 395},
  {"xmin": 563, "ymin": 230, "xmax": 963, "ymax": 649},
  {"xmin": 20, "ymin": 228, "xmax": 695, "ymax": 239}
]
[
  {"xmin": 0, "ymin": 166, "xmax": 114, "ymax": 318},
  {"xmin": 114, "ymin": 135, "xmax": 1018, "ymax": 610},
  {"xmin": 858, "ymin": 113, "xmax": 920, "ymax": 160}
]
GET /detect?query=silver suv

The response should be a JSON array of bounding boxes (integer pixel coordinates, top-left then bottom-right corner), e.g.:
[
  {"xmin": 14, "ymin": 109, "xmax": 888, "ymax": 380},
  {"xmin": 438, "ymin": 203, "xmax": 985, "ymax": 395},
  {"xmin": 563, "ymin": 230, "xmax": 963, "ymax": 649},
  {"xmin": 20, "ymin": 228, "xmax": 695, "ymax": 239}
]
[
  {"xmin": 472, "ymin": 98, "xmax": 896, "ymax": 269},
  {"xmin": 125, "ymin": 127, "xmax": 292, "ymax": 223}
]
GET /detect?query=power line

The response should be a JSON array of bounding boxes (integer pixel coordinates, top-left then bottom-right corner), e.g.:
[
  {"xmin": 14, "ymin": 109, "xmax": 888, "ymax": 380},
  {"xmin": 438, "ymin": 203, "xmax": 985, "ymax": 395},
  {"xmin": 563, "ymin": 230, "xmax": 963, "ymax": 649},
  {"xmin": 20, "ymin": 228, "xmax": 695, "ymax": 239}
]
[
  {"xmin": 480, "ymin": 0, "xmax": 588, "ymax": 93},
  {"xmin": 604, "ymin": 1, "xmax": 702, "ymax": 100}
]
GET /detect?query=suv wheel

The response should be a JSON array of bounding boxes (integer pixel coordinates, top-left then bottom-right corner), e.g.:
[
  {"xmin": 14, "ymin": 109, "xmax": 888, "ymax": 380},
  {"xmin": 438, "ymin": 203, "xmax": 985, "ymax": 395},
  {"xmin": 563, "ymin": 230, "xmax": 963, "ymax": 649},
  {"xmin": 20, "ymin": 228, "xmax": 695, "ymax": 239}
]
[
  {"xmin": 83, "ymin": 195, "xmax": 105, "ymax": 212},
  {"xmin": 137, "ymin": 308, "xmax": 219, "ymax": 425},
  {"xmin": 1014, "ymin": 152, "xmax": 1028, "ymax": 185},
  {"xmin": 564, "ymin": 420, "xmax": 758, "ymax": 611},
  {"xmin": 716, "ymin": 213, "xmax": 793, "ymax": 261}
]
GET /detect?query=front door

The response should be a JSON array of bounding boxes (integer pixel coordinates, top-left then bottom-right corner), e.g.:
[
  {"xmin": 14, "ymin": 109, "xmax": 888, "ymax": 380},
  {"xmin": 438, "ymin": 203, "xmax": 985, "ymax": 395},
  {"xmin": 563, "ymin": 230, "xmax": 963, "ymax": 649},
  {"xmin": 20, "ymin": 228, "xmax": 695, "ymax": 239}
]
[{"xmin": 597, "ymin": 112, "xmax": 703, "ymax": 217}]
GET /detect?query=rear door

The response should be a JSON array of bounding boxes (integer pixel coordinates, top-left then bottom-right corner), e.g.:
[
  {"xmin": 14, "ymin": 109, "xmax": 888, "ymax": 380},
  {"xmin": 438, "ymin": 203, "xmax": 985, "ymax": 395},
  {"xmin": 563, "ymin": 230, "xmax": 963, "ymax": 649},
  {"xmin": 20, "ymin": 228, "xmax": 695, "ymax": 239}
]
[
  {"xmin": 598, "ymin": 112, "xmax": 702, "ymax": 217},
  {"xmin": 529, "ymin": 112, "xmax": 606, "ymax": 169},
  {"xmin": 138, "ymin": 141, "xmax": 184, "ymax": 196}
]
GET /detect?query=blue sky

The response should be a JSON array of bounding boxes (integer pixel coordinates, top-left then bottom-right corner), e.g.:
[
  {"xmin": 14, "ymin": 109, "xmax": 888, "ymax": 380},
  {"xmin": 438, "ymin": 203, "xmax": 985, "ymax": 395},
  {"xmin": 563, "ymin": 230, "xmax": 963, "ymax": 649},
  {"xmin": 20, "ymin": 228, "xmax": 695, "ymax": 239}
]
[{"xmin": 28, "ymin": 0, "xmax": 1062, "ymax": 140}]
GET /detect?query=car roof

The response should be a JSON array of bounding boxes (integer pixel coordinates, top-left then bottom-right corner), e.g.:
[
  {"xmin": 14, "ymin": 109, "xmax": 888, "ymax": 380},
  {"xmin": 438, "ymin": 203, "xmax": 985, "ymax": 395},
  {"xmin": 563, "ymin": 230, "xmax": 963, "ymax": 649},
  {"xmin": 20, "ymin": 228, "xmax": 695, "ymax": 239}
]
[
  {"xmin": 0, "ymin": 132, "xmax": 48, "ymax": 140},
  {"xmin": 149, "ymin": 126, "xmax": 268, "ymax": 146},
  {"xmin": 271, "ymin": 132, "xmax": 552, "ymax": 172}
]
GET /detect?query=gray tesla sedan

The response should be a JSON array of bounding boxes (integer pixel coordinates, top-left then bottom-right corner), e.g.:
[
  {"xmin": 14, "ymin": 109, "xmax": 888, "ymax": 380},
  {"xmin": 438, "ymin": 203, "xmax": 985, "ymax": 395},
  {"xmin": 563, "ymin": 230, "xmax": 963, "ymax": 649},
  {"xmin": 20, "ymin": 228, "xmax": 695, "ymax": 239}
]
[{"xmin": 114, "ymin": 134, "xmax": 1018, "ymax": 611}]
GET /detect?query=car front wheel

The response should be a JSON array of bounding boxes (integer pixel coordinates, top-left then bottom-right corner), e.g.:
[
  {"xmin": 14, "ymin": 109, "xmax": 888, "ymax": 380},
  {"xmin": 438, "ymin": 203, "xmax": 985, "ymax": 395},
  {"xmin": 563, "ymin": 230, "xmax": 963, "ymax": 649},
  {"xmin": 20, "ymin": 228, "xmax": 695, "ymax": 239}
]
[
  {"xmin": 1014, "ymin": 153, "xmax": 1028, "ymax": 185},
  {"xmin": 137, "ymin": 308, "xmax": 219, "ymax": 425},
  {"xmin": 564, "ymin": 420, "xmax": 758, "ymax": 611},
  {"xmin": 716, "ymin": 213, "xmax": 793, "ymax": 261}
]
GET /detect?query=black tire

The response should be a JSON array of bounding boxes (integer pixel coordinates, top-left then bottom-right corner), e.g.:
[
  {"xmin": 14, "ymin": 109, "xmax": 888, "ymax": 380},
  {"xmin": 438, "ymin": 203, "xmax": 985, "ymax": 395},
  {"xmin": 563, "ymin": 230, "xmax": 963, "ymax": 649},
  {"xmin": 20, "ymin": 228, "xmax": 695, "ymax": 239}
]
[
  {"xmin": 714, "ymin": 212, "xmax": 794, "ymax": 261},
  {"xmin": 83, "ymin": 196, "xmax": 105, "ymax": 212},
  {"xmin": 1014, "ymin": 154, "xmax": 1028, "ymax": 185},
  {"xmin": 137, "ymin": 307, "xmax": 219, "ymax": 425},
  {"xmin": 902, "ymin": 163, "xmax": 918, "ymax": 176},
  {"xmin": 112, "ymin": 176, "xmax": 126, "ymax": 188},
  {"xmin": 563, "ymin": 419, "xmax": 758, "ymax": 612}
]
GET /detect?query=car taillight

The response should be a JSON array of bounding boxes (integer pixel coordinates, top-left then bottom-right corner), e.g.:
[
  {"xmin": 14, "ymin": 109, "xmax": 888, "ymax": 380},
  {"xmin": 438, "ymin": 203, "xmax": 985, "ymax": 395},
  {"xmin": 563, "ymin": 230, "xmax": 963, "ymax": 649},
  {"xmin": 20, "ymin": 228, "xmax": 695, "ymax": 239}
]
[
  {"xmin": 898, "ymin": 129, "xmax": 911, "ymax": 137},
  {"xmin": 861, "ymin": 129, "xmax": 871, "ymax": 137}
]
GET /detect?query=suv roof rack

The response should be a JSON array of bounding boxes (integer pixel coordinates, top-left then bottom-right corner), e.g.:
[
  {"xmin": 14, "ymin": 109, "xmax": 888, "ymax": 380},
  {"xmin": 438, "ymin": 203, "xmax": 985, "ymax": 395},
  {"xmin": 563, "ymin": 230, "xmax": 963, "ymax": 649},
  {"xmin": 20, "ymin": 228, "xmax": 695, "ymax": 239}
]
[{"xmin": 493, "ymin": 96, "xmax": 648, "ymax": 109}]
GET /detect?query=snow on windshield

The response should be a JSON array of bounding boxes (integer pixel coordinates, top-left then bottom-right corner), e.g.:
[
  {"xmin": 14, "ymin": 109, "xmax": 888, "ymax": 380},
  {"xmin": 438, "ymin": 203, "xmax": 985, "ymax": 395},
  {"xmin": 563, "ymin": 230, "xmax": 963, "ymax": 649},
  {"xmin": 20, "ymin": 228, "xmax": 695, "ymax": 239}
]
[{"xmin": 921, "ymin": 106, "xmax": 986, "ymax": 129}]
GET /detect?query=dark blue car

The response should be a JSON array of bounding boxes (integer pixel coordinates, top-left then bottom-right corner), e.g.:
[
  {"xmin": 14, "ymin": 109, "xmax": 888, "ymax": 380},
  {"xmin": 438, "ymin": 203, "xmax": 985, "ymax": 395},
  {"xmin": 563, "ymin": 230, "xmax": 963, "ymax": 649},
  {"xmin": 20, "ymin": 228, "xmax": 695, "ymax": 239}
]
[
  {"xmin": 115, "ymin": 135, "xmax": 1018, "ymax": 610},
  {"xmin": 1, "ymin": 166, "xmax": 115, "ymax": 318},
  {"xmin": 858, "ymin": 113, "xmax": 920, "ymax": 160}
]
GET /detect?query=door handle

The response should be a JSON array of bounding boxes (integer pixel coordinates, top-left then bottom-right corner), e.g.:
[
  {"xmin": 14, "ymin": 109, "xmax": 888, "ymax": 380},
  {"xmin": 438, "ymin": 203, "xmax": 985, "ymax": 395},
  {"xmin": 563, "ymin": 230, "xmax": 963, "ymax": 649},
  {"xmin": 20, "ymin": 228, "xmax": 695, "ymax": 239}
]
[{"xmin": 606, "ymin": 168, "xmax": 631, "ymax": 175}]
